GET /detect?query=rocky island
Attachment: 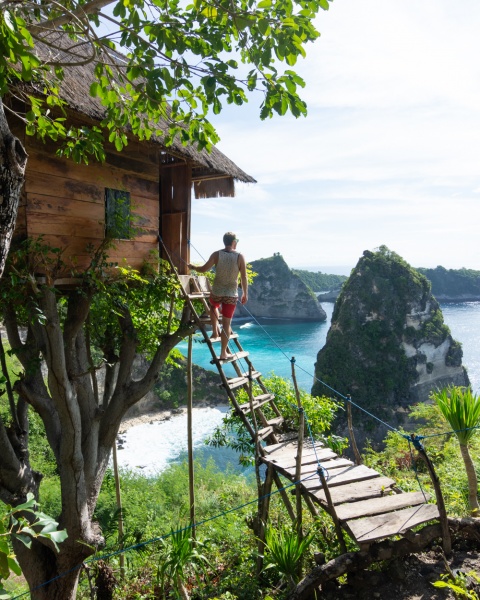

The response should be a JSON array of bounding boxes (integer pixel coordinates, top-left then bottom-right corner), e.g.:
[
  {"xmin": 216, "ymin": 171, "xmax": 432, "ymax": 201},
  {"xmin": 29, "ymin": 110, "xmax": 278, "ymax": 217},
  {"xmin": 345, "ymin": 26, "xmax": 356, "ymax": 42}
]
[
  {"xmin": 235, "ymin": 253, "xmax": 327, "ymax": 321},
  {"xmin": 312, "ymin": 246, "xmax": 469, "ymax": 447}
]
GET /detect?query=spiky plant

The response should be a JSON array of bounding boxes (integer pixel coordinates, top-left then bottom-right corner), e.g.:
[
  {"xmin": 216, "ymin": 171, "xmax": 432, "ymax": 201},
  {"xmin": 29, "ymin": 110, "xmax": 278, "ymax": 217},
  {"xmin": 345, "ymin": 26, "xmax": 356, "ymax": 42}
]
[
  {"xmin": 263, "ymin": 524, "xmax": 315, "ymax": 591},
  {"xmin": 432, "ymin": 386, "xmax": 480, "ymax": 515}
]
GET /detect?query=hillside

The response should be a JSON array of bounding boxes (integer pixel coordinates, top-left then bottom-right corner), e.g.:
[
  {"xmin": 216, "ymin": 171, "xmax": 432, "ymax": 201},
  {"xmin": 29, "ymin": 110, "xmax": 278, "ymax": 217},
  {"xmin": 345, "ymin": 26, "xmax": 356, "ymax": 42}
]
[
  {"xmin": 312, "ymin": 247, "xmax": 469, "ymax": 448},
  {"xmin": 292, "ymin": 269, "xmax": 348, "ymax": 292},
  {"xmin": 417, "ymin": 266, "xmax": 480, "ymax": 300},
  {"xmin": 235, "ymin": 254, "xmax": 327, "ymax": 321}
]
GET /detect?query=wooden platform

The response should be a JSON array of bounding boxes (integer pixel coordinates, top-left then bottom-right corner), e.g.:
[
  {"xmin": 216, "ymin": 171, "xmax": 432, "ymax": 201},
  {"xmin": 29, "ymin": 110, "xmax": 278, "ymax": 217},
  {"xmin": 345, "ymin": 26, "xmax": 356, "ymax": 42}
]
[
  {"xmin": 261, "ymin": 440, "xmax": 438, "ymax": 546},
  {"xmin": 177, "ymin": 273, "xmax": 440, "ymax": 549}
]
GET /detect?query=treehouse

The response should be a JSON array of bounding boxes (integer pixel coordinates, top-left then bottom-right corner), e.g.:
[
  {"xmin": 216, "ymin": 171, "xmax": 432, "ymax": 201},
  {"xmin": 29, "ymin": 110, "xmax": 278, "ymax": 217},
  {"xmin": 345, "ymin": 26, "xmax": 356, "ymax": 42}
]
[{"xmin": 8, "ymin": 41, "xmax": 255, "ymax": 281}]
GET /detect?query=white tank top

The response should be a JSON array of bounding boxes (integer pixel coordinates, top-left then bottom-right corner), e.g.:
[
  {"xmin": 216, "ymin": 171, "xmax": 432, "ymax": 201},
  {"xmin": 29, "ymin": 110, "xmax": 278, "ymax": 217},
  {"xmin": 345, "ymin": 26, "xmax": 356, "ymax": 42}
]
[{"xmin": 212, "ymin": 250, "xmax": 240, "ymax": 297}]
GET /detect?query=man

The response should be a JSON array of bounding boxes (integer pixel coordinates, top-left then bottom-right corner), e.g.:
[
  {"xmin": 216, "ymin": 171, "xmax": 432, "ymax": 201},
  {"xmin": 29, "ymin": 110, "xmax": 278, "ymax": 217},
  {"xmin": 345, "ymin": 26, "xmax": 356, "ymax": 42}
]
[{"xmin": 188, "ymin": 232, "xmax": 248, "ymax": 360}]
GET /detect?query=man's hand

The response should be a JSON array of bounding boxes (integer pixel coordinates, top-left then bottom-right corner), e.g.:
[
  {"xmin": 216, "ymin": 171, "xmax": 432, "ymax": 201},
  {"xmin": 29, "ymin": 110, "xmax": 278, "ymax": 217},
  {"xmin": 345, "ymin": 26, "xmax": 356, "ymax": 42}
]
[{"xmin": 241, "ymin": 293, "xmax": 248, "ymax": 305}]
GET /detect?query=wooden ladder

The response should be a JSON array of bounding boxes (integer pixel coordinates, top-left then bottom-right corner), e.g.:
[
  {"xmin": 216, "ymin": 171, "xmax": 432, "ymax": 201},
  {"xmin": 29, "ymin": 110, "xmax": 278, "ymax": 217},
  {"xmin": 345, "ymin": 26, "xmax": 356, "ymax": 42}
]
[
  {"xmin": 176, "ymin": 274, "xmax": 440, "ymax": 549},
  {"xmin": 179, "ymin": 274, "xmax": 285, "ymax": 445}
]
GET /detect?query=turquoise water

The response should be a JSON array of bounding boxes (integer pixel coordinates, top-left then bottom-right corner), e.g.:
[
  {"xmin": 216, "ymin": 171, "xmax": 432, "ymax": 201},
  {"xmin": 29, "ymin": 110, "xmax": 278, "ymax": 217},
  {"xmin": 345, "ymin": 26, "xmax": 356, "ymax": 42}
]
[
  {"xmin": 122, "ymin": 301, "xmax": 480, "ymax": 475},
  {"xmin": 178, "ymin": 301, "xmax": 480, "ymax": 394}
]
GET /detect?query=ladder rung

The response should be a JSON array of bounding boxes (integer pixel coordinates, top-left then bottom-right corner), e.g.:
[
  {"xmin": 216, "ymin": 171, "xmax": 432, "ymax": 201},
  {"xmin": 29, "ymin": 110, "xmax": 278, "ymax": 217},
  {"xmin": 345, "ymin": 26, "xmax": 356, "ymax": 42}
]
[
  {"xmin": 207, "ymin": 333, "xmax": 239, "ymax": 343},
  {"xmin": 257, "ymin": 426, "xmax": 273, "ymax": 440},
  {"xmin": 188, "ymin": 292, "xmax": 210, "ymax": 300},
  {"xmin": 242, "ymin": 370, "xmax": 261, "ymax": 380},
  {"xmin": 239, "ymin": 394, "xmax": 275, "ymax": 413},
  {"xmin": 214, "ymin": 351, "xmax": 249, "ymax": 364},
  {"xmin": 265, "ymin": 416, "xmax": 284, "ymax": 428},
  {"xmin": 223, "ymin": 376, "xmax": 249, "ymax": 390}
]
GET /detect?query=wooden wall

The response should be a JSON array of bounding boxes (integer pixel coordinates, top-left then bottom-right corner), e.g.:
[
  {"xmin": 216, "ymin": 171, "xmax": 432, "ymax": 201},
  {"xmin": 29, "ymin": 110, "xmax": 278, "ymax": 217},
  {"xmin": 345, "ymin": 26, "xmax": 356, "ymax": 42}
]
[
  {"xmin": 12, "ymin": 120, "xmax": 163, "ymax": 277},
  {"xmin": 160, "ymin": 160, "xmax": 192, "ymax": 274}
]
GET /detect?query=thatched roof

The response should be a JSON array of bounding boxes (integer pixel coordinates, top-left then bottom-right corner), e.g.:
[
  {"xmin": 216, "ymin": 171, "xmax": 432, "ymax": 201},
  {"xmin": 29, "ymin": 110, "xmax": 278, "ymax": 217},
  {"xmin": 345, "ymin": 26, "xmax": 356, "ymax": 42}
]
[{"xmin": 21, "ymin": 33, "xmax": 256, "ymax": 188}]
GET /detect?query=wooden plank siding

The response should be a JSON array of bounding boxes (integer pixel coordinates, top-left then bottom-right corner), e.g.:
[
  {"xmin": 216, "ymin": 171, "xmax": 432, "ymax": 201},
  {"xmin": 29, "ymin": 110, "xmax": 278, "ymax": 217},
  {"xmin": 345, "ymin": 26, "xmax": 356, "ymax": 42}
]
[{"xmin": 18, "ymin": 134, "xmax": 162, "ymax": 275}]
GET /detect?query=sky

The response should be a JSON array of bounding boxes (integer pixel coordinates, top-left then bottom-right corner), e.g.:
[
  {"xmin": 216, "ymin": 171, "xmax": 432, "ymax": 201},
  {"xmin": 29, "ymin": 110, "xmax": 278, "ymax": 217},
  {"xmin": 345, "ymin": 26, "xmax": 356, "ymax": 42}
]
[{"xmin": 188, "ymin": 0, "xmax": 480, "ymax": 274}]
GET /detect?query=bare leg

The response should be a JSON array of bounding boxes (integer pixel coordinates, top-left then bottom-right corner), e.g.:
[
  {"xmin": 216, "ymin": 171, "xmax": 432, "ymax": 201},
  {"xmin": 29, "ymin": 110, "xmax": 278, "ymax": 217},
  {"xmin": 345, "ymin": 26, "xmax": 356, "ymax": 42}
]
[
  {"xmin": 210, "ymin": 304, "xmax": 220, "ymax": 339},
  {"xmin": 220, "ymin": 316, "xmax": 232, "ymax": 359}
]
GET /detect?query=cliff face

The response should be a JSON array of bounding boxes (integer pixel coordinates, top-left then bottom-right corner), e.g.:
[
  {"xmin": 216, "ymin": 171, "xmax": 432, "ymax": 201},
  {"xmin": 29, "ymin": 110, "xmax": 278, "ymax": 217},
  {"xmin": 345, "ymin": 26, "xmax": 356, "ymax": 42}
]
[
  {"xmin": 312, "ymin": 247, "xmax": 469, "ymax": 446},
  {"xmin": 236, "ymin": 254, "xmax": 327, "ymax": 321}
]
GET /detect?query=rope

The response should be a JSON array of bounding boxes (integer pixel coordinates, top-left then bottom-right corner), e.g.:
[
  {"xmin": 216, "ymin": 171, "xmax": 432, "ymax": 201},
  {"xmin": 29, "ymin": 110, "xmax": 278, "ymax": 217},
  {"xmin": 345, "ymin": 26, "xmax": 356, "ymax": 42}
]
[{"xmin": 11, "ymin": 472, "xmax": 316, "ymax": 600}]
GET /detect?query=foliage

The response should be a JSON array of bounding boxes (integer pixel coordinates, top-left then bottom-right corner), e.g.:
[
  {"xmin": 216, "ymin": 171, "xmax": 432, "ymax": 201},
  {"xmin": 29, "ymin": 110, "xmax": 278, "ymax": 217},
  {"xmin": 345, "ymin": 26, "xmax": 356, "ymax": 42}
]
[
  {"xmin": 431, "ymin": 386, "xmax": 480, "ymax": 513},
  {"xmin": 206, "ymin": 375, "xmax": 346, "ymax": 465},
  {"xmin": 156, "ymin": 526, "xmax": 211, "ymax": 598},
  {"xmin": 2, "ymin": 0, "xmax": 332, "ymax": 156},
  {"xmin": 432, "ymin": 387, "xmax": 480, "ymax": 446},
  {"xmin": 292, "ymin": 269, "xmax": 348, "ymax": 292},
  {"xmin": 363, "ymin": 399, "xmax": 480, "ymax": 517},
  {"xmin": 433, "ymin": 569, "xmax": 480, "ymax": 599},
  {"xmin": 0, "ymin": 494, "xmax": 67, "ymax": 598},
  {"xmin": 418, "ymin": 266, "xmax": 480, "ymax": 299},
  {"xmin": 262, "ymin": 524, "xmax": 314, "ymax": 589},
  {"xmin": 312, "ymin": 246, "xmax": 452, "ymax": 415}
]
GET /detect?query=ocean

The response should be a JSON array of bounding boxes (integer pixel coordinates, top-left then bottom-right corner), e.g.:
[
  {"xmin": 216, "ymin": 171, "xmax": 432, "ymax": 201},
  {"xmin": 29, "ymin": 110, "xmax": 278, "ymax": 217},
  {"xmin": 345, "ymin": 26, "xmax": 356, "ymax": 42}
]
[{"xmin": 117, "ymin": 301, "xmax": 480, "ymax": 475}]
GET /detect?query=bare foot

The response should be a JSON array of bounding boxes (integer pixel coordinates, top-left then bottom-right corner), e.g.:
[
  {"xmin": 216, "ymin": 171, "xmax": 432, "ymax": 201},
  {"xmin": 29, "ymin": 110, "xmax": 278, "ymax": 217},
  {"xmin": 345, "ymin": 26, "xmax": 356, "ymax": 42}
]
[{"xmin": 210, "ymin": 333, "xmax": 220, "ymax": 339}]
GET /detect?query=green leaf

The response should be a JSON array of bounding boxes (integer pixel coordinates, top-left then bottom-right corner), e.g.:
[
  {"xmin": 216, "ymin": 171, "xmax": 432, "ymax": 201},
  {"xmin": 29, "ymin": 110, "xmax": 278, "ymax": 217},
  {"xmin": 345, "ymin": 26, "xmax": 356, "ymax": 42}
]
[
  {"xmin": 257, "ymin": 0, "xmax": 272, "ymax": 7},
  {"xmin": 7, "ymin": 556, "xmax": 21, "ymax": 577},
  {"xmin": 0, "ymin": 552, "xmax": 8, "ymax": 580},
  {"xmin": 0, "ymin": 584, "xmax": 11, "ymax": 600},
  {"xmin": 12, "ymin": 534, "xmax": 31, "ymax": 549}
]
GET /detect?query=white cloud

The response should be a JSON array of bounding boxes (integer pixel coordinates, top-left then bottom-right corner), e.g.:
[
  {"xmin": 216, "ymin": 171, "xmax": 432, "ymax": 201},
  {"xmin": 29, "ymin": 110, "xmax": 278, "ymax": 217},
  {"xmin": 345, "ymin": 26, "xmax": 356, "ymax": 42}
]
[{"xmin": 191, "ymin": 0, "xmax": 480, "ymax": 272}]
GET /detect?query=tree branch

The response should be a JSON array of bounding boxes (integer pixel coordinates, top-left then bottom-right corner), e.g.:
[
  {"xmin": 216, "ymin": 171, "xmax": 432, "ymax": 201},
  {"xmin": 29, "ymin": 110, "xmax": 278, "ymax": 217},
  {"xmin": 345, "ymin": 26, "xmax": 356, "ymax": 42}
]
[{"xmin": 28, "ymin": 0, "xmax": 117, "ymax": 36}]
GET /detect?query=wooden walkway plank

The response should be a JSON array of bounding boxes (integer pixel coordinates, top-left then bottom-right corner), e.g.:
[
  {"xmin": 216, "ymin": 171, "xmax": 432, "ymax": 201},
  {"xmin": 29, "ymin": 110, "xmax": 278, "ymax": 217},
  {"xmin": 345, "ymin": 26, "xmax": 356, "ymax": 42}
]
[
  {"xmin": 334, "ymin": 491, "xmax": 432, "ymax": 521},
  {"xmin": 310, "ymin": 476, "xmax": 396, "ymax": 506},
  {"xmin": 345, "ymin": 504, "xmax": 440, "ymax": 545},
  {"xmin": 263, "ymin": 439, "xmax": 324, "ymax": 455},
  {"xmin": 263, "ymin": 448, "xmax": 338, "ymax": 470},
  {"xmin": 279, "ymin": 457, "xmax": 354, "ymax": 479},
  {"xmin": 300, "ymin": 464, "xmax": 380, "ymax": 490}
]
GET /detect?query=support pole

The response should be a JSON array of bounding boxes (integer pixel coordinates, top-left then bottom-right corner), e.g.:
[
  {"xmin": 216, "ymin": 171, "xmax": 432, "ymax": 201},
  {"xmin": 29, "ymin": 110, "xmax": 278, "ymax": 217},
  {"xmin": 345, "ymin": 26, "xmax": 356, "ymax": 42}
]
[
  {"xmin": 112, "ymin": 442, "xmax": 125, "ymax": 578},
  {"xmin": 256, "ymin": 464, "xmax": 274, "ymax": 577},
  {"xmin": 187, "ymin": 334, "xmax": 196, "ymax": 539},
  {"xmin": 291, "ymin": 357, "xmax": 304, "ymax": 540},
  {"xmin": 317, "ymin": 466, "xmax": 347, "ymax": 554},
  {"xmin": 346, "ymin": 395, "xmax": 362, "ymax": 465},
  {"xmin": 411, "ymin": 434, "xmax": 451, "ymax": 555}
]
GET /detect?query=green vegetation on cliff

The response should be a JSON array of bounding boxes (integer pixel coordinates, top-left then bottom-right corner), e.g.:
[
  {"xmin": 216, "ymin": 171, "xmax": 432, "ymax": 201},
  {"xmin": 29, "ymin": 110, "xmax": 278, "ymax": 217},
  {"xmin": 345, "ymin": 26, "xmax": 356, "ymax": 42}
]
[
  {"xmin": 292, "ymin": 269, "xmax": 348, "ymax": 292},
  {"xmin": 312, "ymin": 247, "xmax": 453, "ymax": 419},
  {"xmin": 417, "ymin": 266, "xmax": 480, "ymax": 298}
]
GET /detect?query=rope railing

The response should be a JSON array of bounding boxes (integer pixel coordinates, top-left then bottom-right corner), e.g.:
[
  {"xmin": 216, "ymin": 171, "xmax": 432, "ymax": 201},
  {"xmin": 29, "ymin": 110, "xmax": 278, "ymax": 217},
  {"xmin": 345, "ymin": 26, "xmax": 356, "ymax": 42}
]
[
  {"xmin": 185, "ymin": 238, "xmax": 479, "ymax": 444},
  {"xmin": 11, "ymin": 473, "xmax": 318, "ymax": 600}
]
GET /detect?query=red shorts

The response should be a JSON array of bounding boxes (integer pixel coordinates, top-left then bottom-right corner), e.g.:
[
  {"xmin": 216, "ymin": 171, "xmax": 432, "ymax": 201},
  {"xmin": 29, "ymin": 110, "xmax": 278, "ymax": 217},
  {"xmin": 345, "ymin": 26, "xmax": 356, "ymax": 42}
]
[{"xmin": 210, "ymin": 295, "xmax": 237, "ymax": 319}]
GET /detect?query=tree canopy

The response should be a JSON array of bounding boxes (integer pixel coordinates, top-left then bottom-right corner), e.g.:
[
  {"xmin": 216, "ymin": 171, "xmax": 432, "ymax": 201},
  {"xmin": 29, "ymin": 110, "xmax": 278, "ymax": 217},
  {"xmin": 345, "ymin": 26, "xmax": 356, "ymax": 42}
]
[{"xmin": 1, "ymin": 0, "xmax": 330, "ymax": 156}]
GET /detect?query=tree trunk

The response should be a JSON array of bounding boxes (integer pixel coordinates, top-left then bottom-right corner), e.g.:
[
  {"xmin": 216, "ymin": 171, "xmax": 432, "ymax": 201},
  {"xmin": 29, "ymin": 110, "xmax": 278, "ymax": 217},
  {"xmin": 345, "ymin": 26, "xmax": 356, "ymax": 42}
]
[
  {"xmin": 12, "ymin": 536, "xmax": 90, "ymax": 600},
  {"xmin": 0, "ymin": 281, "xmax": 196, "ymax": 598},
  {"xmin": 459, "ymin": 442, "xmax": 480, "ymax": 514},
  {"xmin": 0, "ymin": 98, "xmax": 28, "ymax": 279}
]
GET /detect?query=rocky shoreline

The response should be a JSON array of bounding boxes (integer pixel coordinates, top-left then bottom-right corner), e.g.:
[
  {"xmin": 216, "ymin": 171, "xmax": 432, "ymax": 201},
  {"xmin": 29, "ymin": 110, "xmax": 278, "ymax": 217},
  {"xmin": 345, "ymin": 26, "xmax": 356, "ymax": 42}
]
[{"xmin": 119, "ymin": 403, "xmax": 231, "ymax": 434}]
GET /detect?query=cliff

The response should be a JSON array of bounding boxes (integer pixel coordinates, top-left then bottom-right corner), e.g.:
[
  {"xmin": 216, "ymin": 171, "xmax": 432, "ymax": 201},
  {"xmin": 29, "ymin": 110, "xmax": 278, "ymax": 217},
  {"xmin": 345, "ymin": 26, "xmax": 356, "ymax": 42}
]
[
  {"xmin": 235, "ymin": 254, "xmax": 327, "ymax": 321},
  {"xmin": 312, "ymin": 247, "xmax": 469, "ymax": 447}
]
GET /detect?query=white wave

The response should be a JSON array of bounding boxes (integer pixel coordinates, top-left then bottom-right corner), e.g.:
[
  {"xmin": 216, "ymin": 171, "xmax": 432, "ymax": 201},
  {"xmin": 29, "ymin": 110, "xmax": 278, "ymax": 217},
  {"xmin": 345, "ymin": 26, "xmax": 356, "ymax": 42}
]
[{"xmin": 115, "ymin": 406, "xmax": 230, "ymax": 476}]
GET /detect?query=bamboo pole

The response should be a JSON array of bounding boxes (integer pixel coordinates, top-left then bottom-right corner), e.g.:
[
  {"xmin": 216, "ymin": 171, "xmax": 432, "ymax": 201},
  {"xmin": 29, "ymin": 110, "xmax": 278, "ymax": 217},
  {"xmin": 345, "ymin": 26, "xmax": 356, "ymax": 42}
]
[
  {"xmin": 112, "ymin": 442, "xmax": 125, "ymax": 578},
  {"xmin": 346, "ymin": 395, "xmax": 362, "ymax": 465},
  {"xmin": 187, "ymin": 334, "xmax": 196, "ymax": 539},
  {"xmin": 411, "ymin": 434, "xmax": 451, "ymax": 554},
  {"xmin": 290, "ymin": 357, "xmax": 304, "ymax": 540}
]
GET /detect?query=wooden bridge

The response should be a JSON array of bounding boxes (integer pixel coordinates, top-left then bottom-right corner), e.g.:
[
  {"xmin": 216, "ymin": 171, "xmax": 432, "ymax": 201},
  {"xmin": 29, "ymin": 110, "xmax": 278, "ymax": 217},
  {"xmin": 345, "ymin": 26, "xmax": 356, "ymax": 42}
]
[{"xmin": 179, "ymin": 274, "xmax": 440, "ymax": 550}]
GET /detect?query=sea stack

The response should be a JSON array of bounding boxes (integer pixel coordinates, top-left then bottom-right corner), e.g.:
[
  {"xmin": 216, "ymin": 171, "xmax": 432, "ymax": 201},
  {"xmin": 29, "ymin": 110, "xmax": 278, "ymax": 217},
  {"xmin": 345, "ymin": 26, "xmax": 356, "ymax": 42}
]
[
  {"xmin": 236, "ymin": 254, "xmax": 327, "ymax": 321},
  {"xmin": 312, "ymin": 246, "xmax": 469, "ymax": 446}
]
